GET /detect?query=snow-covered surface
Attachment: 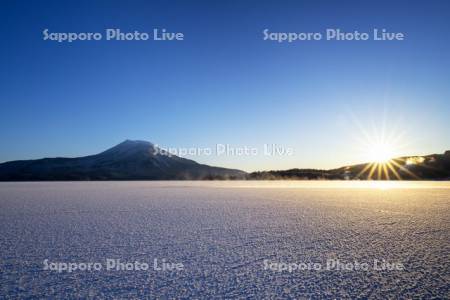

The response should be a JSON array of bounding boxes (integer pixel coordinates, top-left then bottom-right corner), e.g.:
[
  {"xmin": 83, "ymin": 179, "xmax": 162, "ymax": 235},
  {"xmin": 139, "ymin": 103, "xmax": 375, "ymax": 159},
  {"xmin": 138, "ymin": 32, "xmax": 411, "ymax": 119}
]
[{"xmin": 0, "ymin": 181, "xmax": 449, "ymax": 298}]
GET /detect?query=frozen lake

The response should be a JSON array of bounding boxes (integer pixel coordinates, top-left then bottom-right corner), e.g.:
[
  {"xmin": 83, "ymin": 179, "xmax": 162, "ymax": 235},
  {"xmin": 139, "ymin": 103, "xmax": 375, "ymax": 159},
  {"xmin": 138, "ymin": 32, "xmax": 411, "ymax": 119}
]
[{"xmin": 0, "ymin": 181, "xmax": 449, "ymax": 298}]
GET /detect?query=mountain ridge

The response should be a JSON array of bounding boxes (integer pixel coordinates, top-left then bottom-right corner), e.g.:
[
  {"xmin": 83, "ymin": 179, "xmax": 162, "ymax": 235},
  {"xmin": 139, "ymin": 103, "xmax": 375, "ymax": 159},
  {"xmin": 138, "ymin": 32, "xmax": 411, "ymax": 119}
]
[
  {"xmin": 248, "ymin": 151, "xmax": 450, "ymax": 180},
  {"xmin": 0, "ymin": 141, "xmax": 449, "ymax": 181},
  {"xmin": 0, "ymin": 140, "xmax": 246, "ymax": 181}
]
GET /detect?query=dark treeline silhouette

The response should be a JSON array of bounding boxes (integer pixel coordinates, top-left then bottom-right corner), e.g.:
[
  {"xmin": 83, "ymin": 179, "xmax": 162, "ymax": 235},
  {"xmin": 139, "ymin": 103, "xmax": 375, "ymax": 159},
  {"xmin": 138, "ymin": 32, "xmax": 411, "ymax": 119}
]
[{"xmin": 247, "ymin": 151, "xmax": 450, "ymax": 180}]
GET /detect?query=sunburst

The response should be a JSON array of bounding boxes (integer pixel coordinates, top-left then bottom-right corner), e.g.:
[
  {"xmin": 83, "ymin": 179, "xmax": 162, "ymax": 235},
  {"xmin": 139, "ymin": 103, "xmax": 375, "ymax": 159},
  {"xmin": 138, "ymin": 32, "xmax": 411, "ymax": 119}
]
[{"xmin": 351, "ymin": 115, "xmax": 419, "ymax": 180}]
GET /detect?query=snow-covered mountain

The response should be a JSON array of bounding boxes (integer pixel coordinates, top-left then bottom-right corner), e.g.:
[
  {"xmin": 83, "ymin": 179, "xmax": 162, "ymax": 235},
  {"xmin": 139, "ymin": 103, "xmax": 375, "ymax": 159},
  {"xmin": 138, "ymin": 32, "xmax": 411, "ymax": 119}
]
[{"xmin": 0, "ymin": 140, "xmax": 246, "ymax": 180}]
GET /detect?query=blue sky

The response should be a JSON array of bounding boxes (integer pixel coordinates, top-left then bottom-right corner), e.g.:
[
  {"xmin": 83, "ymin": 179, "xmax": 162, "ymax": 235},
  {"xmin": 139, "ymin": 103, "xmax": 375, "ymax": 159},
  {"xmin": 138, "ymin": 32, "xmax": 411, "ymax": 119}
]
[{"xmin": 1, "ymin": 0, "xmax": 449, "ymax": 171}]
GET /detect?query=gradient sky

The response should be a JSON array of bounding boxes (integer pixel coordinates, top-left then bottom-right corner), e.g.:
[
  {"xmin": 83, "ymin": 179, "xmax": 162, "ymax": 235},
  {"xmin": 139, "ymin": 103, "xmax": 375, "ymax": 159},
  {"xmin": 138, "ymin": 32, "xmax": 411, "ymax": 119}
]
[{"xmin": 1, "ymin": 0, "xmax": 449, "ymax": 171}]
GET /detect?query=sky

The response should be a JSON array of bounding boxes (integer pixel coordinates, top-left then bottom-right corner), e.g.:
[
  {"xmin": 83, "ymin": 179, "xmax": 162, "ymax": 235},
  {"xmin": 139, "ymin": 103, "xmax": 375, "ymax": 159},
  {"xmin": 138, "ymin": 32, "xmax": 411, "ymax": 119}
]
[{"xmin": 1, "ymin": 0, "xmax": 449, "ymax": 171}]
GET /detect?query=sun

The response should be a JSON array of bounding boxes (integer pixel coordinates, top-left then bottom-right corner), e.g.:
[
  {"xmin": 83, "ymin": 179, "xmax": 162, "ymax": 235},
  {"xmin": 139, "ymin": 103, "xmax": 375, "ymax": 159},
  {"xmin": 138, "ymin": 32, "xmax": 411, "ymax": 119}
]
[
  {"xmin": 367, "ymin": 143, "xmax": 394, "ymax": 163},
  {"xmin": 354, "ymin": 132, "xmax": 420, "ymax": 180},
  {"xmin": 350, "ymin": 112, "xmax": 421, "ymax": 180}
]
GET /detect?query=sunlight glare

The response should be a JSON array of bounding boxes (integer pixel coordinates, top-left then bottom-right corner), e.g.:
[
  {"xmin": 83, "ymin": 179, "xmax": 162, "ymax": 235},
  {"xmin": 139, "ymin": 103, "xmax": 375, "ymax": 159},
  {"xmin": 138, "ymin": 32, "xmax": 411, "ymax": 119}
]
[{"xmin": 368, "ymin": 143, "xmax": 394, "ymax": 163}]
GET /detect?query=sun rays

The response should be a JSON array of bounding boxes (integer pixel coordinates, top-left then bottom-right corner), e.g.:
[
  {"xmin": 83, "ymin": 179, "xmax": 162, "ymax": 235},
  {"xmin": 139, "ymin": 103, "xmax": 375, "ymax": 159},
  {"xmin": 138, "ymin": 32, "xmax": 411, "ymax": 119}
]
[
  {"xmin": 356, "ymin": 141, "xmax": 418, "ymax": 180},
  {"xmin": 356, "ymin": 158, "xmax": 420, "ymax": 180},
  {"xmin": 350, "ymin": 111, "xmax": 421, "ymax": 180}
]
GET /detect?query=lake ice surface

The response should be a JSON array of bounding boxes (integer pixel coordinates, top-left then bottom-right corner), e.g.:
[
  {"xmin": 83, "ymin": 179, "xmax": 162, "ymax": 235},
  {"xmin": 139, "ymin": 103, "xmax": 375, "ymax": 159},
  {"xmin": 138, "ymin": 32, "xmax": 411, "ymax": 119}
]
[{"xmin": 0, "ymin": 181, "xmax": 449, "ymax": 298}]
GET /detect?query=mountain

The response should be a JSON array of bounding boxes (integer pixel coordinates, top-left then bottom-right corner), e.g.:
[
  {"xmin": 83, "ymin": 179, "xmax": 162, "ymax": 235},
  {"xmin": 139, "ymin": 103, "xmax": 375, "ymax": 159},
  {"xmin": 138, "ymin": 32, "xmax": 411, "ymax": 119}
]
[
  {"xmin": 1, "ymin": 142, "xmax": 449, "ymax": 181},
  {"xmin": 0, "ymin": 140, "xmax": 246, "ymax": 181},
  {"xmin": 248, "ymin": 150, "xmax": 450, "ymax": 180}
]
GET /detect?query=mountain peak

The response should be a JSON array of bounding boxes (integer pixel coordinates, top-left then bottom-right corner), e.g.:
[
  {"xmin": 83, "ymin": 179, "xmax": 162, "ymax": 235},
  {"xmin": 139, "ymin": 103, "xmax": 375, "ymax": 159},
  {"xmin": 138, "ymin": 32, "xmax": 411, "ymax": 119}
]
[
  {"xmin": 120, "ymin": 139, "xmax": 154, "ymax": 146},
  {"xmin": 110, "ymin": 139, "xmax": 155, "ymax": 150},
  {"xmin": 99, "ymin": 139, "xmax": 156, "ymax": 158}
]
